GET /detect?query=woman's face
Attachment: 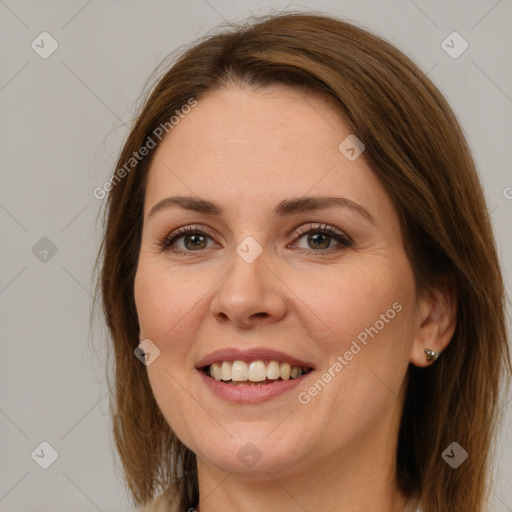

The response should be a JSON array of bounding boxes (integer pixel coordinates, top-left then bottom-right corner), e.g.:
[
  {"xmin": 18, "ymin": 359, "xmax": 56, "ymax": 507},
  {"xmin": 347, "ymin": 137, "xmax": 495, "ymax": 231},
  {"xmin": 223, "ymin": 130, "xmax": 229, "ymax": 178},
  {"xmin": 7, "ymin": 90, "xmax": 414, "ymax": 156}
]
[{"xmin": 134, "ymin": 85, "xmax": 421, "ymax": 478}]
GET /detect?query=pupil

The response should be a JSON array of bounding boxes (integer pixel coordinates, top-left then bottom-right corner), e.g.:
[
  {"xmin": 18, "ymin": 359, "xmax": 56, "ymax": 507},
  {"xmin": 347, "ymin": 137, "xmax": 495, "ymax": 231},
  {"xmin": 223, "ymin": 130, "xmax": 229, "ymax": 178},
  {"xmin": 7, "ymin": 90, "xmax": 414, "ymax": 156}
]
[
  {"xmin": 309, "ymin": 233, "xmax": 329, "ymax": 249},
  {"xmin": 186, "ymin": 234, "xmax": 206, "ymax": 250}
]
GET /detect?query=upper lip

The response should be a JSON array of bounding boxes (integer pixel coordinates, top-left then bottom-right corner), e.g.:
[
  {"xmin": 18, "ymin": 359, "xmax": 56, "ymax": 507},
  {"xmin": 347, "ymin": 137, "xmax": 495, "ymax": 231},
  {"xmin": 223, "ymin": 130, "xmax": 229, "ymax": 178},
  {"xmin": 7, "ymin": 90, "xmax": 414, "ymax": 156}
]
[{"xmin": 196, "ymin": 348, "xmax": 315, "ymax": 370}]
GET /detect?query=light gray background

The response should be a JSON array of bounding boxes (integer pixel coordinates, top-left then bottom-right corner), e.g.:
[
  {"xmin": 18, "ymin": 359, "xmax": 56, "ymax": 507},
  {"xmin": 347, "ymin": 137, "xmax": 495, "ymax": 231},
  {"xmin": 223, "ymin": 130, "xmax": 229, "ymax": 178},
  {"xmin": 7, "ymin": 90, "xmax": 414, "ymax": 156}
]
[{"xmin": 1, "ymin": 1, "xmax": 511, "ymax": 511}]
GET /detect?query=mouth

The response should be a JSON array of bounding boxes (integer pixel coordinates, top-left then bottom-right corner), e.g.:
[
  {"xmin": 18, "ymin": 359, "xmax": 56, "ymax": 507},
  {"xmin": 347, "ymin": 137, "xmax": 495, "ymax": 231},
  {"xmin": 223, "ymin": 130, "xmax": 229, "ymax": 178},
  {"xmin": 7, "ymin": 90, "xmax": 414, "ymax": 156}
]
[{"xmin": 201, "ymin": 360, "xmax": 314, "ymax": 386}]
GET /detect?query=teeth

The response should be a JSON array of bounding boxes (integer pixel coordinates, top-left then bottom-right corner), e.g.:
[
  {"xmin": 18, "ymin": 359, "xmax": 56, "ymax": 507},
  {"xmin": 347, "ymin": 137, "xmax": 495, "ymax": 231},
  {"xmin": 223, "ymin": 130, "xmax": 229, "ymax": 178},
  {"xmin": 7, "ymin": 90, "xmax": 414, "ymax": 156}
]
[
  {"xmin": 266, "ymin": 360, "xmax": 280, "ymax": 380},
  {"xmin": 290, "ymin": 366, "xmax": 300, "ymax": 379},
  {"xmin": 280, "ymin": 362, "xmax": 291, "ymax": 380},
  {"xmin": 208, "ymin": 360, "xmax": 309, "ymax": 383},
  {"xmin": 211, "ymin": 362, "xmax": 222, "ymax": 380},
  {"xmin": 220, "ymin": 361, "xmax": 231, "ymax": 381},
  {"xmin": 231, "ymin": 361, "xmax": 249, "ymax": 381},
  {"xmin": 248, "ymin": 361, "xmax": 267, "ymax": 381}
]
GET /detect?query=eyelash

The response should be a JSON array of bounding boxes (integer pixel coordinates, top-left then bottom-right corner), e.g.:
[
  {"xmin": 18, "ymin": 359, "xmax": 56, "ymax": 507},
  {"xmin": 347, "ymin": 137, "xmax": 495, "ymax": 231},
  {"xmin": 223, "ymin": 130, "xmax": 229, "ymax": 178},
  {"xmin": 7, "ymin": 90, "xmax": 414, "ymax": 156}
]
[{"xmin": 157, "ymin": 223, "xmax": 353, "ymax": 256}]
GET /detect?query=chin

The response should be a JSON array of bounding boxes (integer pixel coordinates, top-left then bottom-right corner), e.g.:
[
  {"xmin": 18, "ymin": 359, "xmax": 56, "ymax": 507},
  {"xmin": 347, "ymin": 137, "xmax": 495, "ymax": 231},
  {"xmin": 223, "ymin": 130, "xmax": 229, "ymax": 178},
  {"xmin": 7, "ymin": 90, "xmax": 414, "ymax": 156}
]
[{"xmin": 191, "ymin": 433, "xmax": 307, "ymax": 476}]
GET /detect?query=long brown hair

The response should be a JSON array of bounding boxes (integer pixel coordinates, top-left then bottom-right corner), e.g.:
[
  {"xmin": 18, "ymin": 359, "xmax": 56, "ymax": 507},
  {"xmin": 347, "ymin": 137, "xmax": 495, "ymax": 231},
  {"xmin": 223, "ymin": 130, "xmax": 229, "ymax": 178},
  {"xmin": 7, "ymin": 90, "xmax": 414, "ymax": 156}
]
[{"xmin": 96, "ymin": 12, "xmax": 511, "ymax": 512}]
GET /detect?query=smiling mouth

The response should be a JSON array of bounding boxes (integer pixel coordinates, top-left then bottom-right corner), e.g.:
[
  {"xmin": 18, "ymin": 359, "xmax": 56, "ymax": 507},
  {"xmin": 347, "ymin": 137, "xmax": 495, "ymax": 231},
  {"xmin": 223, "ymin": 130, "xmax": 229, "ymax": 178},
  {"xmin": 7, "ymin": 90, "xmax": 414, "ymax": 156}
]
[{"xmin": 202, "ymin": 360, "xmax": 313, "ymax": 385}]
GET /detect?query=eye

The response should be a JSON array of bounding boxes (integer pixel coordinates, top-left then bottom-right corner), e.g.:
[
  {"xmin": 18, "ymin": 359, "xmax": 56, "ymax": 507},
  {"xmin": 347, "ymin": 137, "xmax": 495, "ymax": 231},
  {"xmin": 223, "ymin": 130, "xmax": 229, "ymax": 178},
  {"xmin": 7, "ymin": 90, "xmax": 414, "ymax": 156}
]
[
  {"xmin": 158, "ymin": 225, "xmax": 217, "ymax": 254},
  {"xmin": 158, "ymin": 223, "xmax": 352, "ymax": 256},
  {"xmin": 289, "ymin": 223, "xmax": 352, "ymax": 254}
]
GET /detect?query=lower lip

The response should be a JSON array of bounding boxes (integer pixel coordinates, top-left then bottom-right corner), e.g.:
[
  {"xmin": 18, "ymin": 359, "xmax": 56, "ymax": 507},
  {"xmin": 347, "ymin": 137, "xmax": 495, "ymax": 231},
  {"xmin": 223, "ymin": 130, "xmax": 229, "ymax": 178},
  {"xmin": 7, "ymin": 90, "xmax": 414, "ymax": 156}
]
[{"xmin": 198, "ymin": 370, "xmax": 313, "ymax": 404}]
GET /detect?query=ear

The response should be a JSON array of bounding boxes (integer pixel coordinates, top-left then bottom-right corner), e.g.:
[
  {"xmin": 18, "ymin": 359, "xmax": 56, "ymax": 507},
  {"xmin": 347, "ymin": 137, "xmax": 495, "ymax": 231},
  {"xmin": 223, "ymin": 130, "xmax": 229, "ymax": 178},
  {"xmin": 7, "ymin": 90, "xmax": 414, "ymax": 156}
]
[{"xmin": 410, "ymin": 275, "xmax": 457, "ymax": 367}]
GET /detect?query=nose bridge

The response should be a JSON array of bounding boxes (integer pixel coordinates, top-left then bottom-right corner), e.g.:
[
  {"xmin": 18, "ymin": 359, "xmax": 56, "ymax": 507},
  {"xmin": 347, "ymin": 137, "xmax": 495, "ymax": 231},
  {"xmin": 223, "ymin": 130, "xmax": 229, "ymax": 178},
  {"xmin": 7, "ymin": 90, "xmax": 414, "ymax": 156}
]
[
  {"xmin": 222, "ymin": 240, "xmax": 268, "ymax": 305},
  {"xmin": 210, "ymin": 238, "xmax": 286, "ymax": 326}
]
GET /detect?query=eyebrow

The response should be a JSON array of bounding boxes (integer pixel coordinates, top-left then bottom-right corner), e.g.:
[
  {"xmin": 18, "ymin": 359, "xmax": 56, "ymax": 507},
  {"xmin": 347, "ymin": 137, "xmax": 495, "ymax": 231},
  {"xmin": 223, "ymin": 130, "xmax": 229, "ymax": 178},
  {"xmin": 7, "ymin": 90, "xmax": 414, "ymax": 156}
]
[{"xmin": 148, "ymin": 195, "xmax": 375, "ymax": 223}]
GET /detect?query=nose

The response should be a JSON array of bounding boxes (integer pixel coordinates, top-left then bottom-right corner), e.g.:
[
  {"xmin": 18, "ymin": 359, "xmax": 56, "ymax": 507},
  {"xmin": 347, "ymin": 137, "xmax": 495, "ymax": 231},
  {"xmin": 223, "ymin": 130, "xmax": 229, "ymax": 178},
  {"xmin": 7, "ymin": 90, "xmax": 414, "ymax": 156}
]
[{"xmin": 209, "ymin": 249, "xmax": 287, "ymax": 329}]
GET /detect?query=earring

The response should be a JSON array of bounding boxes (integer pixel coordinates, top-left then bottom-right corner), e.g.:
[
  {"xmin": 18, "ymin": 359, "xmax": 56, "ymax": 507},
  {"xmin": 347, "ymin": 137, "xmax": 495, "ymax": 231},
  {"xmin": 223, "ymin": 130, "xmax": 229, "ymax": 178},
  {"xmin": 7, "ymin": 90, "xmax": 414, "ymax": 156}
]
[{"xmin": 424, "ymin": 348, "xmax": 439, "ymax": 363}]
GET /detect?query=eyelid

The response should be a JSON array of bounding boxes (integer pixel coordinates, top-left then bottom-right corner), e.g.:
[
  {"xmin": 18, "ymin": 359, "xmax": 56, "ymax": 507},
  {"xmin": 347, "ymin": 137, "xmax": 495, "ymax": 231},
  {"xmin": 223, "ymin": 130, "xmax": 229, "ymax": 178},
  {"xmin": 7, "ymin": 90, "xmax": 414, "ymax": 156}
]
[
  {"xmin": 159, "ymin": 222, "xmax": 352, "ymax": 254},
  {"xmin": 157, "ymin": 224, "xmax": 218, "ymax": 251},
  {"xmin": 293, "ymin": 222, "xmax": 352, "ymax": 242}
]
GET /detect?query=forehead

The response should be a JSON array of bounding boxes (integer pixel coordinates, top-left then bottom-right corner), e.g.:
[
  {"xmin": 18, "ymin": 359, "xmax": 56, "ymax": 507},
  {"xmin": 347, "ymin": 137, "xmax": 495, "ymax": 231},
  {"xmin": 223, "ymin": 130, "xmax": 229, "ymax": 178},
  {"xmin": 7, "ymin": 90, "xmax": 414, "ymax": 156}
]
[{"xmin": 144, "ymin": 85, "xmax": 390, "ymax": 220}]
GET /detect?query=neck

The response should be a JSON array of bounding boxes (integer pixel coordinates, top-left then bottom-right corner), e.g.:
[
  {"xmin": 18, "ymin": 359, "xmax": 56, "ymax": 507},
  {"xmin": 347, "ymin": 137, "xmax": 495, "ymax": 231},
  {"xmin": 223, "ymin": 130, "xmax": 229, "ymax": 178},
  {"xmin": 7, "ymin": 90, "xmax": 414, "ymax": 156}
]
[
  {"xmin": 194, "ymin": 412, "xmax": 409, "ymax": 512},
  {"xmin": 195, "ymin": 466, "xmax": 408, "ymax": 512}
]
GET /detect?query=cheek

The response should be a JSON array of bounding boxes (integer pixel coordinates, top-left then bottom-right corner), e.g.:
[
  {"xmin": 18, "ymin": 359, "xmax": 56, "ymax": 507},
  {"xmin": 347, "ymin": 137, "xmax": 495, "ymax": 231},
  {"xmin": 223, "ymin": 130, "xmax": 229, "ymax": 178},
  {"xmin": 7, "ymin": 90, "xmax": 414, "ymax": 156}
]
[
  {"xmin": 294, "ymin": 260, "xmax": 413, "ymax": 351},
  {"xmin": 146, "ymin": 364, "xmax": 212, "ymax": 457},
  {"xmin": 134, "ymin": 259, "xmax": 195, "ymax": 341},
  {"xmin": 296, "ymin": 269, "xmax": 416, "ymax": 433},
  {"xmin": 134, "ymin": 262, "xmax": 207, "ymax": 447},
  {"xmin": 134, "ymin": 254, "xmax": 227, "ymax": 380},
  {"xmin": 294, "ymin": 258, "xmax": 417, "ymax": 421}
]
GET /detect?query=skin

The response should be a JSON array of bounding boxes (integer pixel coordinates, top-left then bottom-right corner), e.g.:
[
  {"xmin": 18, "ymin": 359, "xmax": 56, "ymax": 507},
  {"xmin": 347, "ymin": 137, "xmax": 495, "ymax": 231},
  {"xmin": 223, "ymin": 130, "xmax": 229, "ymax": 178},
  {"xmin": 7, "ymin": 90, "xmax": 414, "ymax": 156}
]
[{"xmin": 134, "ymin": 84, "xmax": 457, "ymax": 512}]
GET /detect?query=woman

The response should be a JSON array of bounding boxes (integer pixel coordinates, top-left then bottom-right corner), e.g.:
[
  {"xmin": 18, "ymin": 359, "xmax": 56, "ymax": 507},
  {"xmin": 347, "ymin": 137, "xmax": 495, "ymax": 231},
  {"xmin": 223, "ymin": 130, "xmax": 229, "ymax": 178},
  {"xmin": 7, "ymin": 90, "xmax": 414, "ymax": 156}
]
[{"xmin": 97, "ymin": 12, "xmax": 511, "ymax": 512}]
